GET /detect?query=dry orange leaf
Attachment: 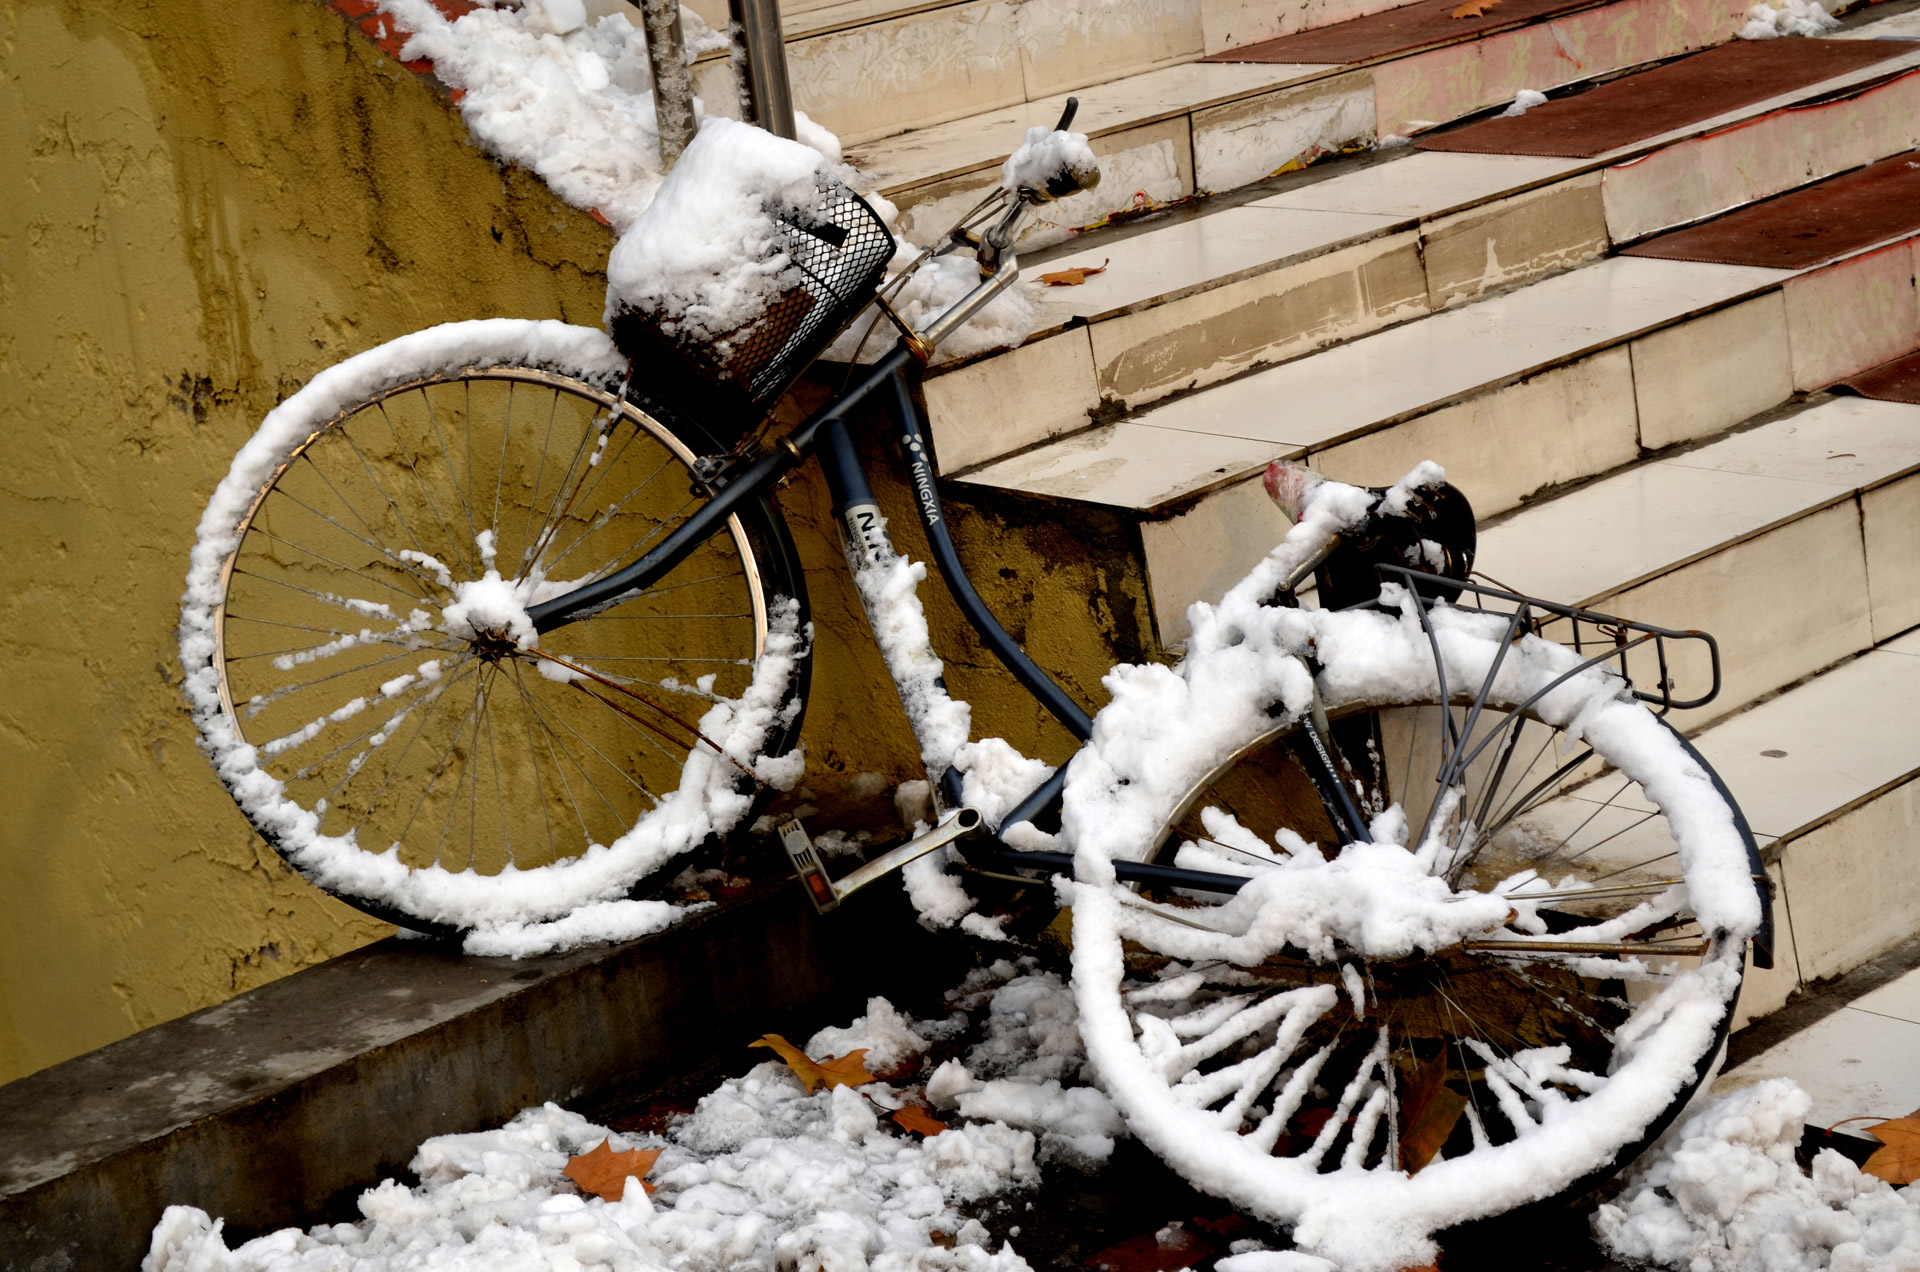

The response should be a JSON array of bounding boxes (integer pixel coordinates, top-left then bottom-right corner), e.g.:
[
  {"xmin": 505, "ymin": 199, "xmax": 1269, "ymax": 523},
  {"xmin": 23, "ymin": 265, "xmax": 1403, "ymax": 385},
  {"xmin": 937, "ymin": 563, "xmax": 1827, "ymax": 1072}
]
[
  {"xmin": 1038, "ymin": 258, "xmax": 1110, "ymax": 286},
  {"xmin": 563, "ymin": 1138, "xmax": 662, "ymax": 1201},
  {"xmin": 1450, "ymin": 0, "xmax": 1499, "ymax": 16},
  {"xmin": 893, "ymin": 1105, "xmax": 948, "ymax": 1137},
  {"xmin": 1862, "ymin": 1109, "xmax": 1920, "ymax": 1185},
  {"xmin": 751, "ymin": 1033, "xmax": 876, "ymax": 1093},
  {"xmin": 1397, "ymin": 1051, "xmax": 1467, "ymax": 1175}
]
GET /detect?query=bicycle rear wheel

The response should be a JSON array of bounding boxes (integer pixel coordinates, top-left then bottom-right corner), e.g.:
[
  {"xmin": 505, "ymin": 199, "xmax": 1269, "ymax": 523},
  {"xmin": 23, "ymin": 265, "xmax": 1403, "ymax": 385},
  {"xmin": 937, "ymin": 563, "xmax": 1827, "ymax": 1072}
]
[
  {"xmin": 1064, "ymin": 596, "xmax": 1762, "ymax": 1270},
  {"xmin": 180, "ymin": 321, "xmax": 809, "ymax": 933}
]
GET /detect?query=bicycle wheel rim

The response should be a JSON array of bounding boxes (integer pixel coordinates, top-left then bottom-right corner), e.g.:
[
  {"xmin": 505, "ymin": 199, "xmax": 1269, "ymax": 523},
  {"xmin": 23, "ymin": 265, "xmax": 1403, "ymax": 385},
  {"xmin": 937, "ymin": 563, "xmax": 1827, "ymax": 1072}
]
[
  {"xmin": 186, "ymin": 330, "xmax": 804, "ymax": 931},
  {"xmin": 1065, "ymin": 599, "xmax": 1759, "ymax": 1269}
]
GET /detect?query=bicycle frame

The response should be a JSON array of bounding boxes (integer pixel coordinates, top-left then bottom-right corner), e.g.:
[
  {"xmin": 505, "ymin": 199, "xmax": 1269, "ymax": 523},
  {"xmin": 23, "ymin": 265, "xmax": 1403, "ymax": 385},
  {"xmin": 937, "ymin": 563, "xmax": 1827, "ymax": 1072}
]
[{"xmin": 517, "ymin": 289, "xmax": 1261, "ymax": 897}]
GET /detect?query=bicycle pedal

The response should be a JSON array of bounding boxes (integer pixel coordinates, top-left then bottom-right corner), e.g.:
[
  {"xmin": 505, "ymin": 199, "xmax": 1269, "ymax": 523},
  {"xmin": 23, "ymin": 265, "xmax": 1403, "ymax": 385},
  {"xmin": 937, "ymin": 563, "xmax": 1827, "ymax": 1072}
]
[{"xmin": 778, "ymin": 817, "xmax": 840, "ymax": 914}]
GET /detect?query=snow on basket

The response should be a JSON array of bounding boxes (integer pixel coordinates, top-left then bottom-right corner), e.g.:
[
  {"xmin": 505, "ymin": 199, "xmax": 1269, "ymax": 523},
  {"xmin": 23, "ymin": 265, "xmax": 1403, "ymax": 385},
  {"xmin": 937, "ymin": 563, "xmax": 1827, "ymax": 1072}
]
[{"xmin": 606, "ymin": 118, "xmax": 894, "ymax": 426}]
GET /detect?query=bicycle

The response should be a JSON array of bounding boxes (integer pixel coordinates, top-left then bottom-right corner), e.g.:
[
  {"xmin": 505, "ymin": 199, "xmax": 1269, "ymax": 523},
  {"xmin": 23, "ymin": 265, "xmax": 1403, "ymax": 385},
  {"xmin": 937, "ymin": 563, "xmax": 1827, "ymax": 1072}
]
[{"xmin": 178, "ymin": 98, "xmax": 1774, "ymax": 1267}]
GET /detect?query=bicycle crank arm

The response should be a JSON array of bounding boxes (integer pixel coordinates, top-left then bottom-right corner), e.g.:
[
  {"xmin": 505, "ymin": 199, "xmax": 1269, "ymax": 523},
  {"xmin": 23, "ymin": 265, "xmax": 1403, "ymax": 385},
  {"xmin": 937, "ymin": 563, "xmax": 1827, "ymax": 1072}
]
[{"xmin": 780, "ymin": 807, "xmax": 984, "ymax": 914}]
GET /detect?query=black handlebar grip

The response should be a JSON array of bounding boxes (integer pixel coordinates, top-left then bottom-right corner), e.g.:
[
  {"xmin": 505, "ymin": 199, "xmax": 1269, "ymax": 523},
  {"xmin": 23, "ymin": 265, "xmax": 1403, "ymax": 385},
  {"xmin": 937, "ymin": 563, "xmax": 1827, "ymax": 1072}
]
[{"xmin": 1054, "ymin": 97, "xmax": 1079, "ymax": 132}]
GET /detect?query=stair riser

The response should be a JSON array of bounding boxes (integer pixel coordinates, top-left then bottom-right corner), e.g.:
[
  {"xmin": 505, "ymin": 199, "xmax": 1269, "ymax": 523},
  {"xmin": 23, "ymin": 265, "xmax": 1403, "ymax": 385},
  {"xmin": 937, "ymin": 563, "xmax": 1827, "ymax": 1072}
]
[
  {"xmin": 1604, "ymin": 69, "xmax": 1920, "ymax": 244},
  {"xmin": 1783, "ymin": 238, "xmax": 1920, "ymax": 391},
  {"xmin": 1201, "ymin": 0, "xmax": 1422, "ymax": 53},
  {"xmin": 1775, "ymin": 775, "xmax": 1920, "ymax": 986}
]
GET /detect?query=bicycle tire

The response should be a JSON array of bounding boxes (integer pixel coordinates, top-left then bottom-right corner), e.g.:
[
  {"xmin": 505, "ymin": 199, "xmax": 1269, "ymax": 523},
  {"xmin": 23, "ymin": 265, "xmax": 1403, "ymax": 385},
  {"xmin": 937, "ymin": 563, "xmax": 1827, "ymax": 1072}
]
[
  {"xmin": 179, "ymin": 320, "xmax": 810, "ymax": 934},
  {"xmin": 1062, "ymin": 595, "xmax": 1760, "ymax": 1270}
]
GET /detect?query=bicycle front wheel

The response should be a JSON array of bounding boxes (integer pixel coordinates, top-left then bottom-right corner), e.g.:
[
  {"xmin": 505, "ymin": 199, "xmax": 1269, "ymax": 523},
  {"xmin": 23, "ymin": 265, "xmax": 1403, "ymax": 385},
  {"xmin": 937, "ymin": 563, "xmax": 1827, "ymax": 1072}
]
[
  {"xmin": 180, "ymin": 320, "xmax": 810, "ymax": 933},
  {"xmin": 1063, "ymin": 597, "xmax": 1762, "ymax": 1270}
]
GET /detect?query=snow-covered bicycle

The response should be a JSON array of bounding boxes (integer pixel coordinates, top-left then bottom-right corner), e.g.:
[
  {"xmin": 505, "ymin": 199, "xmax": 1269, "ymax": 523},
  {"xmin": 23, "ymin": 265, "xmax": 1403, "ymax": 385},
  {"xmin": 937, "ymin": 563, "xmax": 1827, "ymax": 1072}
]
[{"xmin": 179, "ymin": 99, "xmax": 1773, "ymax": 1266}]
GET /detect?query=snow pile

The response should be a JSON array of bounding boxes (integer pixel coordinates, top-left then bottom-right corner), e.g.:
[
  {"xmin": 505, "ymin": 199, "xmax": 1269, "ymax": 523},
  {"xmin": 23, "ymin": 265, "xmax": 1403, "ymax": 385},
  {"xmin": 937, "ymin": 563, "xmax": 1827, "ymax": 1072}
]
[
  {"xmin": 1595, "ymin": 1079, "xmax": 1920, "ymax": 1271},
  {"xmin": 605, "ymin": 117, "xmax": 833, "ymax": 345},
  {"xmin": 144, "ymin": 1084, "xmax": 1036, "ymax": 1272},
  {"xmin": 925, "ymin": 962, "xmax": 1126, "ymax": 1167},
  {"xmin": 1000, "ymin": 125, "xmax": 1100, "ymax": 201},
  {"xmin": 1737, "ymin": 0, "xmax": 1839, "ymax": 38},
  {"xmin": 379, "ymin": 0, "xmax": 726, "ymax": 230},
  {"xmin": 1499, "ymin": 88, "xmax": 1549, "ymax": 117},
  {"xmin": 141, "ymin": 981, "xmax": 1116, "ymax": 1272}
]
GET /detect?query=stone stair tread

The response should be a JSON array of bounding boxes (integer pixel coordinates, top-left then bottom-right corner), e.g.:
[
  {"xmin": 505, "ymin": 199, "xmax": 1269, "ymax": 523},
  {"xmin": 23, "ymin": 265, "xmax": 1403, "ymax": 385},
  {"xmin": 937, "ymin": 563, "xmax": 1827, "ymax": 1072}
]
[
  {"xmin": 1477, "ymin": 396, "xmax": 1920, "ymax": 605},
  {"xmin": 849, "ymin": 60, "xmax": 1339, "ymax": 196},
  {"xmin": 1024, "ymin": 203, "xmax": 1409, "ymax": 323},
  {"xmin": 1682, "ymin": 628, "xmax": 1920, "ymax": 845},
  {"xmin": 959, "ymin": 257, "xmax": 1790, "ymax": 508},
  {"xmin": 924, "ymin": 43, "xmax": 1920, "ymax": 406}
]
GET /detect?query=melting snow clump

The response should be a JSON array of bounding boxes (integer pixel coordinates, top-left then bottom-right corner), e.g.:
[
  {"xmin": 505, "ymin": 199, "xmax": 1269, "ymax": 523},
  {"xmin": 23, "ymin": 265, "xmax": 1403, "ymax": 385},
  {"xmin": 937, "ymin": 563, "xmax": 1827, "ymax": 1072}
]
[
  {"xmin": 1593, "ymin": 1078, "xmax": 1920, "ymax": 1271},
  {"xmin": 1737, "ymin": 0, "xmax": 1839, "ymax": 37}
]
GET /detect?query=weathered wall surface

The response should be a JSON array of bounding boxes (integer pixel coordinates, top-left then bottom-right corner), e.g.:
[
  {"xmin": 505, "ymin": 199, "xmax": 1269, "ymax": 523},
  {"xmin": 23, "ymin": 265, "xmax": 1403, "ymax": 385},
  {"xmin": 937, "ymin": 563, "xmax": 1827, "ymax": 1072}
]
[
  {"xmin": 0, "ymin": 0, "xmax": 1154, "ymax": 1085},
  {"xmin": 0, "ymin": 0, "xmax": 620, "ymax": 1083}
]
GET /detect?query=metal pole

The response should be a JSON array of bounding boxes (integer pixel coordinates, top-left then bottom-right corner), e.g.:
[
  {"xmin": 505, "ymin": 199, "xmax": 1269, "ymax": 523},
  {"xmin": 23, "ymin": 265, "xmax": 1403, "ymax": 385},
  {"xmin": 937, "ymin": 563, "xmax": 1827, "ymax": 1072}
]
[
  {"xmin": 727, "ymin": 0, "xmax": 797, "ymax": 139},
  {"xmin": 639, "ymin": 0, "xmax": 696, "ymax": 167}
]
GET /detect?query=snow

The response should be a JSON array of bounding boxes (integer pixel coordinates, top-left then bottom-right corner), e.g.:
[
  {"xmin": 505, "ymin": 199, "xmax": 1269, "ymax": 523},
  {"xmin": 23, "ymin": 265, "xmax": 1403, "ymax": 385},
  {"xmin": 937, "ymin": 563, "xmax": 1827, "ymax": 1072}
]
[
  {"xmin": 1594, "ymin": 1079, "xmax": 1920, "ymax": 1271},
  {"xmin": 1499, "ymin": 89, "xmax": 1549, "ymax": 118},
  {"xmin": 1737, "ymin": 0, "xmax": 1839, "ymax": 38},
  {"xmin": 438, "ymin": 571, "xmax": 538, "ymax": 648},
  {"xmin": 940, "ymin": 964, "xmax": 1125, "ymax": 1167},
  {"xmin": 853, "ymin": 552, "xmax": 973, "ymax": 783},
  {"xmin": 1000, "ymin": 126, "xmax": 1100, "ymax": 201},
  {"xmin": 378, "ymin": 0, "xmax": 720, "ymax": 231},
  {"xmin": 604, "ymin": 117, "xmax": 832, "ymax": 345},
  {"xmin": 142, "ymin": 978, "xmax": 1089, "ymax": 1272}
]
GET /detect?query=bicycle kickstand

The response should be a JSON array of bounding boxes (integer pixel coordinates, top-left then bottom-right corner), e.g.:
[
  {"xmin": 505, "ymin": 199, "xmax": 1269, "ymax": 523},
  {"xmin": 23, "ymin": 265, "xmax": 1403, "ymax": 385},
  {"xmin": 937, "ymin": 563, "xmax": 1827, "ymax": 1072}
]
[{"xmin": 779, "ymin": 807, "xmax": 985, "ymax": 914}]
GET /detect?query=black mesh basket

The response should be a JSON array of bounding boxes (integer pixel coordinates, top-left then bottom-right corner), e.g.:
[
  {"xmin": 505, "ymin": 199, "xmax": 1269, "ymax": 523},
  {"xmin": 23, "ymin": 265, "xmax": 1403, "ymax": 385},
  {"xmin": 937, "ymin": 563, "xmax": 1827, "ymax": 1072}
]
[{"xmin": 612, "ymin": 176, "xmax": 896, "ymax": 432}]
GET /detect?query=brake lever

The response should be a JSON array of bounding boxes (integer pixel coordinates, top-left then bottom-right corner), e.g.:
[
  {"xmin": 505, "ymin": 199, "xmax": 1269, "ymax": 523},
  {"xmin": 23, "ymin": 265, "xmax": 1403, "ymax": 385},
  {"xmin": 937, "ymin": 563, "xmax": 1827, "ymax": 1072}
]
[{"xmin": 1053, "ymin": 96, "xmax": 1078, "ymax": 132}]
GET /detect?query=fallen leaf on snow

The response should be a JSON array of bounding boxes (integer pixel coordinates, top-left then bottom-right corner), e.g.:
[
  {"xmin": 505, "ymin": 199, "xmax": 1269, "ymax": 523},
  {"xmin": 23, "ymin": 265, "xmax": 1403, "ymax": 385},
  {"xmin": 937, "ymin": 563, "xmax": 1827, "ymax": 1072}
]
[
  {"xmin": 563, "ymin": 1138, "xmax": 661, "ymax": 1201},
  {"xmin": 751, "ymin": 1033, "xmax": 876, "ymax": 1092},
  {"xmin": 892, "ymin": 1105, "xmax": 948, "ymax": 1136},
  {"xmin": 1039, "ymin": 259, "xmax": 1110, "ymax": 286},
  {"xmin": 1862, "ymin": 1108, "xmax": 1920, "ymax": 1185}
]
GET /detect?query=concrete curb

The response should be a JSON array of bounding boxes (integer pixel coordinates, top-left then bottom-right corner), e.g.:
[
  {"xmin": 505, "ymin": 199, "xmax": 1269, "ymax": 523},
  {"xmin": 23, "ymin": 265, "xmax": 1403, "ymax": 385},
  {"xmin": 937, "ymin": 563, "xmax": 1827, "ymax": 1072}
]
[{"xmin": 0, "ymin": 879, "xmax": 947, "ymax": 1271}]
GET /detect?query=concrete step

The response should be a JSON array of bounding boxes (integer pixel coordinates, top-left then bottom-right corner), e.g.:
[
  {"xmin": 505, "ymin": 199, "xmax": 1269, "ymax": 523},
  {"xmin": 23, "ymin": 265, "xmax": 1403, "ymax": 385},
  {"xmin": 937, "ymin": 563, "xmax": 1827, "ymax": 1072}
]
[
  {"xmin": 953, "ymin": 228, "xmax": 1920, "ymax": 644},
  {"xmin": 724, "ymin": 0, "xmax": 1768, "ymax": 200},
  {"xmin": 1474, "ymin": 393, "xmax": 1920, "ymax": 727},
  {"xmin": 918, "ymin": 53, "xmax": 1920, "ymax": 477},
  {"xmin": 683, "ymin": 0, "xmax": 1367, "ymax": 147}
]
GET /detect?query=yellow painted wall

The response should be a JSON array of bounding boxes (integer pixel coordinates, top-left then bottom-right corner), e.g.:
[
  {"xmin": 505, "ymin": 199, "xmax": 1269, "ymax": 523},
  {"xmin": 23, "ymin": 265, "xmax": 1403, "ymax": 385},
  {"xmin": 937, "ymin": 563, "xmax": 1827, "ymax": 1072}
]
[
  {"xmin": 0, "ymin": 0, "xmax": 620, "ymax": 1082},
  {"xmin": 0, "ymin": 0, "xmax": 1154, "ymax": 1084}
]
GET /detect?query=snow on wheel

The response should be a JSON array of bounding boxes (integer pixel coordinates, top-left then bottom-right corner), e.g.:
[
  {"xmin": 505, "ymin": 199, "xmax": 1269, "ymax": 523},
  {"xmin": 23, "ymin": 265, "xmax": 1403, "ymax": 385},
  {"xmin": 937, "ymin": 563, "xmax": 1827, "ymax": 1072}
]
[
  {"xmin": 178, "ymin": 320, "xmax": 809, "ymax": 938},
  {"xmin": 1063, "ymin": 592, "xmax": 1763, "ymax": 1271}
]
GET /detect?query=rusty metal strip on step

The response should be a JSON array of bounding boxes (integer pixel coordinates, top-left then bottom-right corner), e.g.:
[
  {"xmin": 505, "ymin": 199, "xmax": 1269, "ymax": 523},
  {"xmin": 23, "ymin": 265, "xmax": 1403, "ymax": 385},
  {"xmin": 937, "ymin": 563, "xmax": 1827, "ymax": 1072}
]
[
  {"xmin": 1623, "ymin": 148, "xmax": 1920, "ymax": 268},
  {"xmin": 1415, "ymin": 39, "xmax": 1914, "ymax": 158}
]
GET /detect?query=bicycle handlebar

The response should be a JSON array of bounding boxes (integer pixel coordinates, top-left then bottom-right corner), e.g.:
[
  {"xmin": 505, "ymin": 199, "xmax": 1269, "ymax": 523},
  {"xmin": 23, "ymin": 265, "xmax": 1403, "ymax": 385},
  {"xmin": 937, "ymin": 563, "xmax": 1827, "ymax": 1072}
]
[{"xmin": 1053, "ymin": 96, "xmax": 1078, "ymax": 132}]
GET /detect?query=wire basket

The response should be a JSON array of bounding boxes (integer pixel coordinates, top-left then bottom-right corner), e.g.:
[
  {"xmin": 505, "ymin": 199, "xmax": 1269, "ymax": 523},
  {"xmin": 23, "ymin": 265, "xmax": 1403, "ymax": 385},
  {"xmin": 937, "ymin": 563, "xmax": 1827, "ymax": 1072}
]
[{"xmin": 612, "ymin": 177, "xmax": 895, "ymax": 431}]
